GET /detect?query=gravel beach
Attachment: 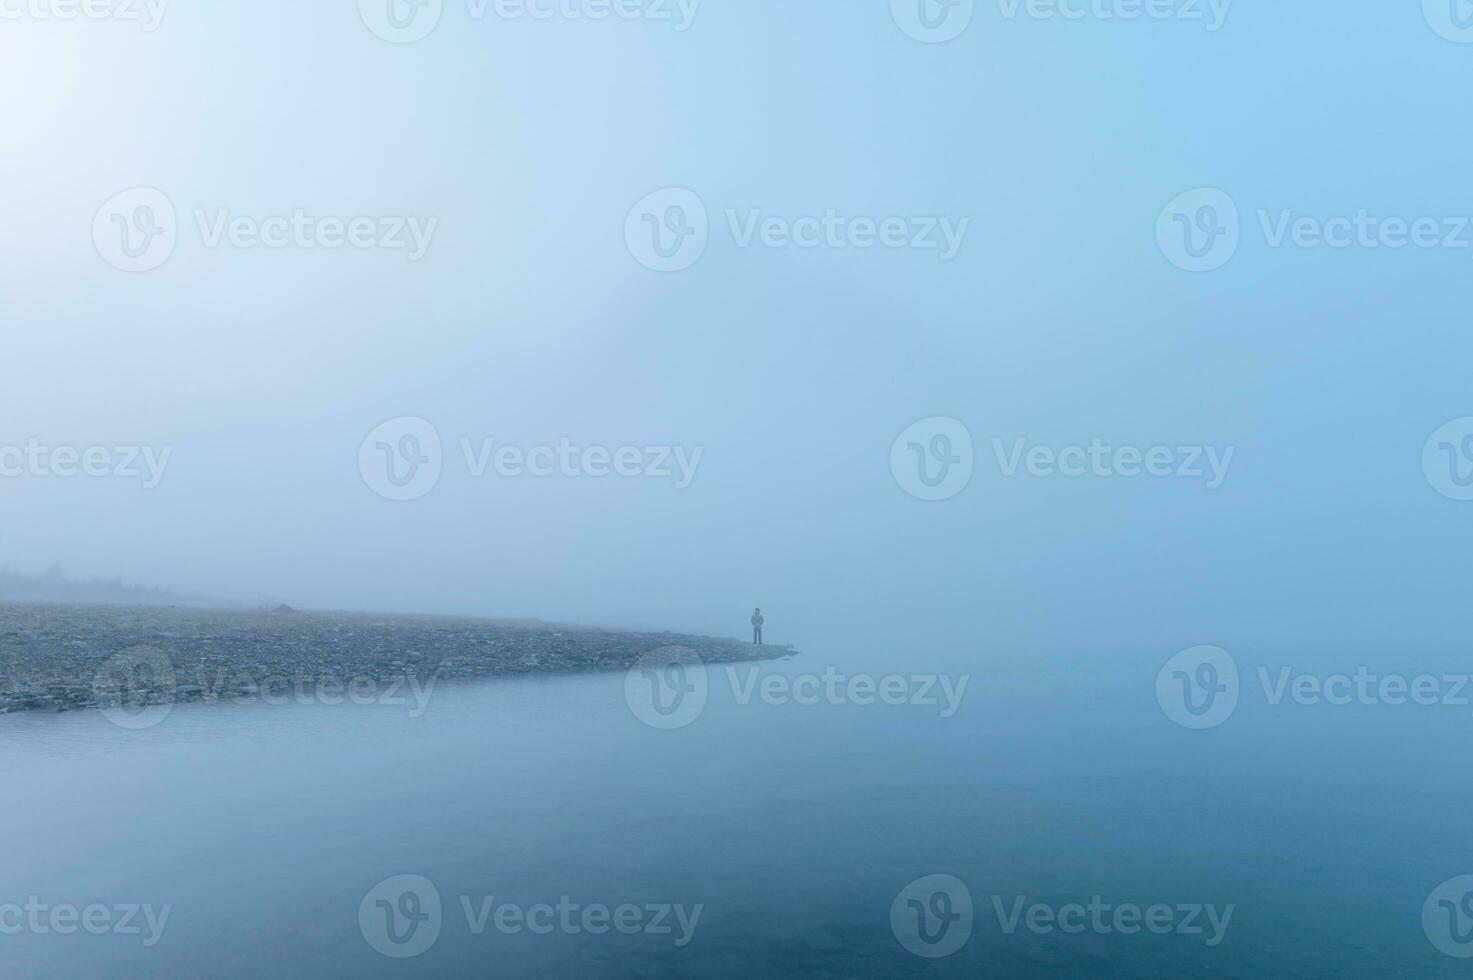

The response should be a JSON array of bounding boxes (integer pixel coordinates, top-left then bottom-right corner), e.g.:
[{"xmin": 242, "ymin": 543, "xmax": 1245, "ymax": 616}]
[{"xmin": 0, "ymin": 602, "xmax": 793, "ymax": 714}]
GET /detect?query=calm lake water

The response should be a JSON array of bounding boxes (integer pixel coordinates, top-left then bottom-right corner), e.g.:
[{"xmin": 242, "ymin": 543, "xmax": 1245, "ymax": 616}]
[{"xmin": 0, "ymin": 643, "xmax": 1465, "ymax": 978}]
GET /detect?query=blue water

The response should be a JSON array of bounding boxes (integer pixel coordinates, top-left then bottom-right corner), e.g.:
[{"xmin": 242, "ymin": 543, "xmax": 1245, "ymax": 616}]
[{"xmin": 0, "ymin": 644, "xmax": 1464, "ymax": 977}]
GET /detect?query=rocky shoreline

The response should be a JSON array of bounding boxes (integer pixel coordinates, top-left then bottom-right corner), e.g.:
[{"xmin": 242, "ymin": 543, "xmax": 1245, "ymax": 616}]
[{"xmin": 0, "ymin": 602, "xmax": 793, "ymax": 715}]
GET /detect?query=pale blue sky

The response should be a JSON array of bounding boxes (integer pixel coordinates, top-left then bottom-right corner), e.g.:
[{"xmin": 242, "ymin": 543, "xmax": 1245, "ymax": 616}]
[{"xmin": 2, "ymin": 1, "xmax": 1472, "ymax": 659}]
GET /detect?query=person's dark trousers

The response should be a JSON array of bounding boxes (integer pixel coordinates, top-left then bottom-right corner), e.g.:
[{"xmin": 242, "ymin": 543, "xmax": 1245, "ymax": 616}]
[{"xmin": 753, "ymin": 628, "xmax": 762, "ymax": 645}]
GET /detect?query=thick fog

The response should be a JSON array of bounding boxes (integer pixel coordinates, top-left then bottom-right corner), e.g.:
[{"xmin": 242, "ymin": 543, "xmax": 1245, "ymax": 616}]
[{"xmin": 4, "ymin": 2, "xmax": 1470, "ymax": 661}]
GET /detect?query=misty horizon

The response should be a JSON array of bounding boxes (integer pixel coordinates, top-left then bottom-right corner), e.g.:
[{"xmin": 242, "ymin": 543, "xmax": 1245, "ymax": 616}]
[{"xmin": 7, "ymin": 2, "xmax": 1473, "ymax": 977}]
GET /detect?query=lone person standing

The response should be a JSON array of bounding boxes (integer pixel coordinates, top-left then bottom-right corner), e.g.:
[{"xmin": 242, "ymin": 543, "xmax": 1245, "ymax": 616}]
[{"xmin": 751, "ymin": 607, "xmax": 765, "ymax": 645}]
